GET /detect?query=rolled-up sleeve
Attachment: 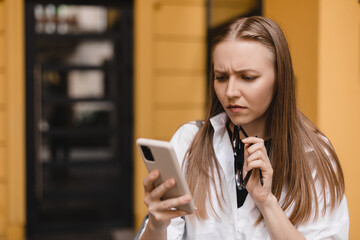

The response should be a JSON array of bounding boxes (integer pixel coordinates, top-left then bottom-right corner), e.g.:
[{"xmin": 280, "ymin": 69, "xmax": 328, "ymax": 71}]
[{"xmin": 138, "ymin": 216, "xmax": 186, "ymax": 240}]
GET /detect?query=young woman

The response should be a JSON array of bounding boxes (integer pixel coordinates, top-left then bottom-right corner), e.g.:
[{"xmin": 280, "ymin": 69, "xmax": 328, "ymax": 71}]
[{"xmin": 139, "ymin": 16, "xmax": 349, "ymax": 239}]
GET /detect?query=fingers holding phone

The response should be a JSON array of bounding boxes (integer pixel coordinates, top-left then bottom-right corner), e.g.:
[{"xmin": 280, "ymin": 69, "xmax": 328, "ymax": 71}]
[
  {"xmin": 137, "ymin": 138, "xmax": 196, "ymax": 213},
  {"xmin": 137, "ymin": 138, "xmax": 196, "ymax": 231},
  {"xmin": 143, "ymin": 169, "xmax": 193, "ymax": 230}
]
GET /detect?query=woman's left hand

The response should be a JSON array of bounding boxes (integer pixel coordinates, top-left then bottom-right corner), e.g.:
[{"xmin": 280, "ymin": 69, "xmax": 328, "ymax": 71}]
[{"xmin": 242, "ymin": 137, "xmax": 274, "ymax": 208}]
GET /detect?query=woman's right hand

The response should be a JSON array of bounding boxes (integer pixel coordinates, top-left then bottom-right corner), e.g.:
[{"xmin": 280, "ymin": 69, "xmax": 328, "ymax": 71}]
[{"xmin": 143, "ymin": 169, "xmax": 194, "ymax": 232}]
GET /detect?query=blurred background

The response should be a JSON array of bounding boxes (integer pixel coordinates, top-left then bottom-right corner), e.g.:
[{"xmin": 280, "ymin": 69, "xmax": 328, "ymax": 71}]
[{"xmin": 0, "ymin": 0, "xmax": 359, "ymax": 239}]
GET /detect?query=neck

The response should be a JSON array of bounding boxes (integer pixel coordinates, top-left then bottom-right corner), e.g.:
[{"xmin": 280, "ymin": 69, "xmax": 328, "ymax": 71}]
[{"xmin": 228, "ymin": 118, "xmax": 268, "ymax": 140}]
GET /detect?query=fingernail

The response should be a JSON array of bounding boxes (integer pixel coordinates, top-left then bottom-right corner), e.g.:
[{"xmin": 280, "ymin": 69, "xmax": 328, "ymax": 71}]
[
  {"xmin": 167, "ymin": 179, "xmax": 175, "ymax": 186},
  {"xmin": 151, "ymin": 171, "xmax": 158, "ymax": 178},
  {"xmin": 184, "ymin": 195, "xmax": 191, "ymax": 201}
]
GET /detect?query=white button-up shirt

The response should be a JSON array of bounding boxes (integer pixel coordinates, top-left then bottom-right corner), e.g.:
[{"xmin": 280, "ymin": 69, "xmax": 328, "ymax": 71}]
[{"xmin": 140, "ymin": 112, "xmax": 349, "ymax": 240}]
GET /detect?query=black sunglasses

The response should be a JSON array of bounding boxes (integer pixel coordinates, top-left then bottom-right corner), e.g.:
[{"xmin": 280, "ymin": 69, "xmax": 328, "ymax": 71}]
[{"xmin": 232, "ymin": 125, "xmax": 263, "ymax": 190}]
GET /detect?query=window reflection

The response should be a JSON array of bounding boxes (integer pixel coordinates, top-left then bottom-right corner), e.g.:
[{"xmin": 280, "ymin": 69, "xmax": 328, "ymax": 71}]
[{"xmin": 34, "ymin": 4, "xmax": 110, "ymax": 34}]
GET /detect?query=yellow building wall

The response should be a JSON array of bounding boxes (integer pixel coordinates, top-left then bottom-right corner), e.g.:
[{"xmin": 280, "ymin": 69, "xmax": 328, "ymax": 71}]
[
  {"xmin": 0, "ymin": 1, "xmax": 6, "ymax": 238},
  {"xmin": 264, "ymin": 0, "xmax": 319, "ymax": 123},
  {"xmin": 0, "ymin": 0, "xmax": 26, "ymax": 239},
  {"xmin": 265, "ymin": 0, "xmax": 360, "ymax": 238},
  {"xmin": 1, "ymin": 0, "xmax": 357, "ymax": 237},
  {"xmin": 134, "ymin": 0, "xmax": 207, "ymax": 229},
  {"xmin": 318, "ymin": 0, "xmax": 360, "ymax": 239}
]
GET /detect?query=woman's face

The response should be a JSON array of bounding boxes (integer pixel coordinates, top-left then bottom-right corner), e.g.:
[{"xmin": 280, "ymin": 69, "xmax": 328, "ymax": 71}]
[{"xmin": 213, "ymin": 39, "xmax": 276, "ymax": 136}]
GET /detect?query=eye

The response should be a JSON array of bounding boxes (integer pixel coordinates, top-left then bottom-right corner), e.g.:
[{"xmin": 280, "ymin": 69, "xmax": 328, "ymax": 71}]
[
  {"xmin": 215, "ymin": 75, "xmax": 228, "ymax": 82},
  {"xmin": 242, "ymin": 75, "xmax": 258, "ymax": 81}
]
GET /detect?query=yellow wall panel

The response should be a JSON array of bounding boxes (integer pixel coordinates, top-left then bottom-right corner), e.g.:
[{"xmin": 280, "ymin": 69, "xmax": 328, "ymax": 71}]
[
  {"xmin": 0, "ymin": 73, "xmax": 4, "ymax": 104},
  {"xmin": 155, "ymin": 4, "xmax": 205, "ymax": 37},
  {"xmin": 0, "ymin": 111, "xmax": 4, "ymax": 143},
  {"xmin": 154, "ymin": 108, "xmax": 205, "ymax": 140},
  {"xmin": 135, "ymin": 0, "xmax": 207, "ymax": 230},
  {"xmin": 134, "ymin": 0, "xmax": 156, "ymax": 230},
  {"xmin": 3, "ymin": 0, "xmax": 25, "ymax": 234},
  {"xmin": 265, "ymin": 0, "xmax": 360, "ymax": 238},
  {"xmin": 0, "ymin": 36, "xmax": 4, "ymax": 67},
  {"xmin": 155, "ymin": 75, "xmax": 205, "ymax": 105},
  {"xmin": 6, "ymin": 225, "xmax": 24, "ymax": 240},
  {"xmin": 318, "ymin": 1, "xmax": 360, "ymax": 239},
  {"xmin": 0, "ymin": 183, "xmax": 6, "ymax": 238},
  {"xmin": 0, "ymin": 2, "xmax": 6, "ymax": 239},
  {"xmin": 264, "ymin": 0, "xmax": 319, "ymax": 124},
  {"xmin": 0, "ymin": 148, "xmax": 5, "ymax": 180},
  {"xmin": 160, "ymin": 0, "xmax": 204, "ymax": 4},
  {"xmin": 0, "ymin": 3, "xmax": 4, "ymax": 31},
  {"xmin": 155, "ymin": 41, "xmax": 205, "ymax": 71}
]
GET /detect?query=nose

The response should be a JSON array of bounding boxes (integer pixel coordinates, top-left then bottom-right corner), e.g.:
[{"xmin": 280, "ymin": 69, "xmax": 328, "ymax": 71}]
[{"xmin": 225, "ymin": 77, "xmax": 241, "ymax": 99}]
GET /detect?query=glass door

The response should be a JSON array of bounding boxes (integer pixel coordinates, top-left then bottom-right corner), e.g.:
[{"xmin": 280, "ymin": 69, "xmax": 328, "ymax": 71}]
[{"xmin": 25, "ymin": 0, "xmax": 133, "ymax": 236}]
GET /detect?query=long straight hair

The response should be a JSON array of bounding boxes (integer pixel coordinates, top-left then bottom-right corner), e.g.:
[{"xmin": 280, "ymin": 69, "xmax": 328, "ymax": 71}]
[{"xmin": 184, "ymin": 16, "xmax": 345, "ymax": 224}]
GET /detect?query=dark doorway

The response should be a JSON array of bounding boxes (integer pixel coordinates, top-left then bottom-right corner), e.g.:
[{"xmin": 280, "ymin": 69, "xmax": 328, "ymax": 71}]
[
  {"xmin": 206, "ymin": 0, "xmax": 262, "ymax": 88},
  {"xmin": 25, "ymin": 0, "xmax": 133, "ymax": 238}
]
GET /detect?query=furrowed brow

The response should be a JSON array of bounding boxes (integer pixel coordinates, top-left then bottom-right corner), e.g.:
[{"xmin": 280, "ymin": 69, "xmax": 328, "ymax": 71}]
[
  {"xmin": 214, "ymin": 69, "xmax": 227, "ymax": 74},
  {"xmin": 234, "ymin": 69, "xmax": 260, "ymax": 74}
]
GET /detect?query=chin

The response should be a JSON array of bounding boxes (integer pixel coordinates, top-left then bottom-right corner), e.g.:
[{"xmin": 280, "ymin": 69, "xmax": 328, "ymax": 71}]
[{"xmin": 227, "ymin": 116, "xmax": 251, "ymax": 126}]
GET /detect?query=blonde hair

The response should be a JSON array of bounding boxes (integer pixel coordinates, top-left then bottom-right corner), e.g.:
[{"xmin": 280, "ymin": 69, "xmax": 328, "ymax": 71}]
[{"xmin": 184, "ymin": 16, "xmax": 344, "ymax": 224}]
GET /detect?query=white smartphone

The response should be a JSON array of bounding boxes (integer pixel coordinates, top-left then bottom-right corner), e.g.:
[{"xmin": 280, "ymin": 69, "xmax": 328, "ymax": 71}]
[{"xmin": 136, "ymin": 138, "xmax": 196, "ymax": 212}]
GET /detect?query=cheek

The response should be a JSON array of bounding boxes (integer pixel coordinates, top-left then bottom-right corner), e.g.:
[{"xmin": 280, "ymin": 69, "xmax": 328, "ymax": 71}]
[
  {"xmin": 261, "ymin": 87, "xmax": 275, "ymax": 109},
  {"xmin": 251, "ymin": 80, "xmax": 275, "ymax": 109}
]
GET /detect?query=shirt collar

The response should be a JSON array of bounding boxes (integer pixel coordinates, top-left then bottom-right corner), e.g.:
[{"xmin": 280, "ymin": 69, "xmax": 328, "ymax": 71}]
[{"xmin": 210, "ymin": 112, "xmax": 228, "ymax": 132}]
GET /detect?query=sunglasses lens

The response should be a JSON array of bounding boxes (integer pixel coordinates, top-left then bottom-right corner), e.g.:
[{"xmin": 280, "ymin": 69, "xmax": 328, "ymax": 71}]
[
  {"xmin": 231, "ymin": 124, "xmax": 249, "ymax": 190},
  {"xmin": 236, "ymin": 169, "xmax": 244, "ymax": 190}
]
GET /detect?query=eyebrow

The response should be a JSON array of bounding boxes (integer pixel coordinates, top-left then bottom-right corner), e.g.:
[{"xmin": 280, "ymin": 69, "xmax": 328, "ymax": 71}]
[{"xmin": 214, "ymin": 69, "xmax": 260, "ymax": 74}]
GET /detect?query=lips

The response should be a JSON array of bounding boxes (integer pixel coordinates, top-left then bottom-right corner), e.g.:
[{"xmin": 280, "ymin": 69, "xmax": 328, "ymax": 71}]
[{"xmin": 227, "ymin": 105, "xmax": 247, "ymax": 113}]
